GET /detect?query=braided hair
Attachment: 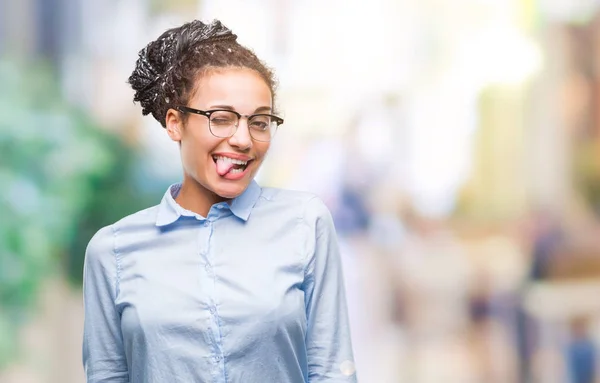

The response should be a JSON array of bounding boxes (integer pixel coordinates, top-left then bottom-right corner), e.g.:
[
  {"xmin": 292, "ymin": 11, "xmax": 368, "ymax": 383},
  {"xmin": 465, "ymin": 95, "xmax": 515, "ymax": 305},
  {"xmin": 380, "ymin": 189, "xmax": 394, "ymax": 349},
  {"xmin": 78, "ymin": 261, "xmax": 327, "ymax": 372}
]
[{"xmin": 128, "ymin": 20, "xmax": 277, "ymax": 128}]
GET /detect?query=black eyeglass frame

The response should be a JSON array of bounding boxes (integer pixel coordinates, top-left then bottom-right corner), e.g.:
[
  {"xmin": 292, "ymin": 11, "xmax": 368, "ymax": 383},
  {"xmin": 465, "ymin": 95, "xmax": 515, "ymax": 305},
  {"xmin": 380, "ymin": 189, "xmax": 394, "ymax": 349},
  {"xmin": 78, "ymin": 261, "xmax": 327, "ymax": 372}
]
[{"xmin": 174, "ymin": 105, "xmax": 284, "ymax": 142}]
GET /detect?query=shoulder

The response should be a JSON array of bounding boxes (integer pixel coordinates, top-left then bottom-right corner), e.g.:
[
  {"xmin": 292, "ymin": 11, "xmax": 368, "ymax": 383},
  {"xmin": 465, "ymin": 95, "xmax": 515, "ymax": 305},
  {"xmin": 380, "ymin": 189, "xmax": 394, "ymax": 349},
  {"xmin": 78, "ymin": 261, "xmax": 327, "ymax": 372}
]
[
  {"xmin": 86, "ymin": 224, "xmax": 114, "ymax": 257},
  {"xmin": 84, "ymin": 224, "xmax": 116, "ymax": 278},
  {"xmin": 258, "ymin": 187, "xmax": 331, "ymax": 218},
  {"xmin": 258, "ymin": 187, "xmax": 334, "ymax": 231},
  {"xmin": 111, "ymin": 205, "xmax": 160, "ymax": 232},
  {"xmin": 259, "ymin": 187, "xmax": 318, "ymax": 205},
  {"xmin": 85, "ymin": 205, "xmax": 159, "ymax": 261}
]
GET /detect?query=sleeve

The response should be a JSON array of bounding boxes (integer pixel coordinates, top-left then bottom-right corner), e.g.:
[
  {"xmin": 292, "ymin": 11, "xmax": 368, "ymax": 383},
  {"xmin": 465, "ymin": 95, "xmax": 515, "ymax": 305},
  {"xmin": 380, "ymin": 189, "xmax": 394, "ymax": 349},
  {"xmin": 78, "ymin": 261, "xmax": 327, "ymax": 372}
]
[
  {"xmin": 82, "ymin": 225, "xmax": 129, "ymax": 382},
  {"xmin": 302, "ymin": 197, "xmax": 358, "ymax": 382}
]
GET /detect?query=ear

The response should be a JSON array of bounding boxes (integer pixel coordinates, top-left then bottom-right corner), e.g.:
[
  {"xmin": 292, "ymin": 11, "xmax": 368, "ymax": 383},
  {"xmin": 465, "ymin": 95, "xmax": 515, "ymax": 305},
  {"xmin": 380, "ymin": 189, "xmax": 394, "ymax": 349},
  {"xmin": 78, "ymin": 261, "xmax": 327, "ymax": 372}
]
[{"xmin": 165, "ymin": 108, "xmax": 183, "ymax": 142}]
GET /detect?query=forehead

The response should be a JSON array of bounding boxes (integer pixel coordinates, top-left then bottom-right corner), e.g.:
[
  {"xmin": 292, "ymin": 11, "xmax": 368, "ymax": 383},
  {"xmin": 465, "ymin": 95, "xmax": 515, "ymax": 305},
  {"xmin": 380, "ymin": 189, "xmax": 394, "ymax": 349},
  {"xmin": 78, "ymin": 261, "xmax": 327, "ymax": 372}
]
[{"xmin": 192, "ymin": 68, "xmax": 272, "ymax": 109}]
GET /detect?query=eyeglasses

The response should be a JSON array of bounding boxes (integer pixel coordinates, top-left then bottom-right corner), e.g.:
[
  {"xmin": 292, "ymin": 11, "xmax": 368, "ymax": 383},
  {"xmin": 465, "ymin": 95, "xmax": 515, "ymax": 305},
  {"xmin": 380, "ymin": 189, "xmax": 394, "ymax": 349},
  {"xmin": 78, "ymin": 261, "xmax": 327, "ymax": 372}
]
[{"xmin": 175, "ymin": 106, "xmax": 284, "ymax": 142}]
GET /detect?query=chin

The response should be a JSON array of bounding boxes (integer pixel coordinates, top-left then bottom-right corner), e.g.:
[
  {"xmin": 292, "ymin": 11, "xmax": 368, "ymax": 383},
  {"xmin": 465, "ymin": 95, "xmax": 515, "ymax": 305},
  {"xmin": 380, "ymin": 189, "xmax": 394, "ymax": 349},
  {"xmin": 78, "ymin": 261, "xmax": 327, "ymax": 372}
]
[{"xmin": 212, "ymin": 182, "xmax": 249, "ymax": 200}]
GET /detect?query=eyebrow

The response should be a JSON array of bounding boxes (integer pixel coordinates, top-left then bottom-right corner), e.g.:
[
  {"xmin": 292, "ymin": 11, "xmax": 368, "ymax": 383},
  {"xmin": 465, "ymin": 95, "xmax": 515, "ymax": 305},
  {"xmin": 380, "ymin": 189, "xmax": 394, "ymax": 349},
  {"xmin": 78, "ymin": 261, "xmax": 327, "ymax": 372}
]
[{"xmin": 208, "ymin": 105, "xmax": 272, "ymax": 113}]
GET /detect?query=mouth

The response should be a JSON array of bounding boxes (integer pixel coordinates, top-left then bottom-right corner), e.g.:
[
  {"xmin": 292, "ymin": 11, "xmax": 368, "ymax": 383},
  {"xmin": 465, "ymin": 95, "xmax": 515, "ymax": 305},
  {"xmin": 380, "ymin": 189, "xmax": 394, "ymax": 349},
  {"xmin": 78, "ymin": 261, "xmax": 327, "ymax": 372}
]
[{"xmin": 212, "ymin": 155, "xmax": 254, "ymax": 176}]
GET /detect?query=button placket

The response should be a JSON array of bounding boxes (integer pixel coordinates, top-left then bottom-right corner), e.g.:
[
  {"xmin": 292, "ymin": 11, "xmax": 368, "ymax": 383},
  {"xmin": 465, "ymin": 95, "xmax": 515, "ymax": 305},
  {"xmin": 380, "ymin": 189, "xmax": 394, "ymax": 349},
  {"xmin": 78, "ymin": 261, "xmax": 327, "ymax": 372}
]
[{"xmin": 200, "ymin": 219, "xmax": 222, "ymax": 360}]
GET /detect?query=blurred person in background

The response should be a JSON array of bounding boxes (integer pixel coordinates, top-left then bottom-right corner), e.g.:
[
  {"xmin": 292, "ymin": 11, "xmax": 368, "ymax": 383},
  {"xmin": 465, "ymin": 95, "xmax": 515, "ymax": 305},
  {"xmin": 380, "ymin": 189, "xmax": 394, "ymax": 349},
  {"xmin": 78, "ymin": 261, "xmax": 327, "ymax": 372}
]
[
  {"xmin": 82, "ymin": 19, "xmax": 356, "ymax": 383},
  {"xmin": 516, "ymin": 210, "xmax": 565, "ymax": 382},
  {"xmin": 567, "ymin": 316, "xmax": 597, "ymax": 383}
]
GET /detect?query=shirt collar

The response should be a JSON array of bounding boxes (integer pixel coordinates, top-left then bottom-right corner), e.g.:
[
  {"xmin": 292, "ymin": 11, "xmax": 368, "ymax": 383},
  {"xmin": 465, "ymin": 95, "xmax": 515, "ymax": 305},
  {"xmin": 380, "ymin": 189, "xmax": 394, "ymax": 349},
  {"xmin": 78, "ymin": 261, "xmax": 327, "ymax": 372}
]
[
  {"xmin": 155, "ymin": 180, "xmax": 261, "ymax": 227},
  {"xmin": 229, "ymin": 179, "xmax": 261, "ymax": 221}
]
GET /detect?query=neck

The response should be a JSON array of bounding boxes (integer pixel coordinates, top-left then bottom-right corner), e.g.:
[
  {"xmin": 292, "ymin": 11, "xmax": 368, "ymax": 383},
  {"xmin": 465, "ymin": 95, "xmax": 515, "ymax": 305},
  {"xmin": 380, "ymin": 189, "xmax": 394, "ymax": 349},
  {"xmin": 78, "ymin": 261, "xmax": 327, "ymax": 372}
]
[{"xmin": 175, "ymin": 176, "xmax": 226, "ymax": 217}]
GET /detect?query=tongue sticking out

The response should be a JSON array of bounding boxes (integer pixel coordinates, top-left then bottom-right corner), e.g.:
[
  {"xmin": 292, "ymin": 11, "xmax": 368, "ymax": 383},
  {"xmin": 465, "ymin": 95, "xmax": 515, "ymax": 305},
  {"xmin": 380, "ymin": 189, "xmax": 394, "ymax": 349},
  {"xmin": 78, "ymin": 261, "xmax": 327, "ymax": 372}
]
[{"xmin": 216, "ymin": 158, "xmax": 235, "ymax": 176}]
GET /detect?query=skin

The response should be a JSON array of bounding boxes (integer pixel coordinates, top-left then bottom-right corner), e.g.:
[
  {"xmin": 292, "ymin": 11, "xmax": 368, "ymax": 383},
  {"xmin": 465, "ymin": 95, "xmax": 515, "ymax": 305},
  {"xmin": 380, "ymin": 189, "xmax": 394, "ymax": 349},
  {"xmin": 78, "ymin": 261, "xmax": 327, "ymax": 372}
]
[{"xmin": 165, "ymin": 67, "xmax": 272, "ymax": 217}]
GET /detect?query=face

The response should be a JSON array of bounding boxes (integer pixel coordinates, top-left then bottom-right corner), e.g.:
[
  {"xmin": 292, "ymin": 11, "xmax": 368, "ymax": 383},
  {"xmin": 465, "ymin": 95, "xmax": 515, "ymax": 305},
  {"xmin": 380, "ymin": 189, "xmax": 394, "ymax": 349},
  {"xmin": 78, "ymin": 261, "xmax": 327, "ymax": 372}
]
[{"xmin": 165, "ymin": 68, "xmax": 272, "ymax": 200}]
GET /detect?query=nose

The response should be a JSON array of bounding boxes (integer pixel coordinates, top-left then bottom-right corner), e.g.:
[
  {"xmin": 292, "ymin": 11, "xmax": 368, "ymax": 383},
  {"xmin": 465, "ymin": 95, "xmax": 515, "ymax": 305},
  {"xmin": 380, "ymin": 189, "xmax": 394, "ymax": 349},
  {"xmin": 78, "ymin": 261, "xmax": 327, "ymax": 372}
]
[{"xmin": 228, "ymin": 117, "xmax": 253, "ymax": 150}]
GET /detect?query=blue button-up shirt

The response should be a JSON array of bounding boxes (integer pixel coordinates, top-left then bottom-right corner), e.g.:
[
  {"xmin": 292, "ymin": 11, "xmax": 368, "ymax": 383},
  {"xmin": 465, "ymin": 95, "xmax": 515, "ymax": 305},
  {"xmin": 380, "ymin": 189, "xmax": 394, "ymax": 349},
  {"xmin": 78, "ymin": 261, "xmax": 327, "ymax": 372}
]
[{"xmin": 82, "ymin": 181, "xmax": 356, "ymax": 382}]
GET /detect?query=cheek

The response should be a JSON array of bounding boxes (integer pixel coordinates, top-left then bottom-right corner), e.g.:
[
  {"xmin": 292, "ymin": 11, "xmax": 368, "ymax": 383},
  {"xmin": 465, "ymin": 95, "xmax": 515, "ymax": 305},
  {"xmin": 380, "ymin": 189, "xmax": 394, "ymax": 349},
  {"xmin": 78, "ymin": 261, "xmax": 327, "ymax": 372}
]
[
  {"xmin": 255, "ymin": 142, "xmax": 271, "ymax": 159},
  {"xmin": 179, "ymin": 135, "xmax": 214, "ymax": 175}
]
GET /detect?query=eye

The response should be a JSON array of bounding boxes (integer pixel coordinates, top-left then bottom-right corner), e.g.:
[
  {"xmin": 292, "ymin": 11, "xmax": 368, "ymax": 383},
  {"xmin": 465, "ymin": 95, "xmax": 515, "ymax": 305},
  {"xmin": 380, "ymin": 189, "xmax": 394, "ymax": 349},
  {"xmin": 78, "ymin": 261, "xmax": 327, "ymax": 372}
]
[
  {"xmin": 210, "ymin": 111, "xmax": 237, "ymax": 126},
  {"xmin": 250, "ymin": 122, "xmax": 268, "ymax": 131},
  {"xmin": 249, "ymin": 115, "xmax": 271, "ymax": 131}
]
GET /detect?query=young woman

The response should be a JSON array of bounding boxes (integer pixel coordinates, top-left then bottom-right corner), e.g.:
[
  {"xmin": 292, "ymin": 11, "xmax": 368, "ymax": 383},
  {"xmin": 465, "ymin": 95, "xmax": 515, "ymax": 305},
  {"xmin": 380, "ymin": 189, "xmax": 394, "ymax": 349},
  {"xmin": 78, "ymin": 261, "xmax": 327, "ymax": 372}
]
[{"xmin": 82, "ymin": 19, "xmax": 356, "ymax": 382}]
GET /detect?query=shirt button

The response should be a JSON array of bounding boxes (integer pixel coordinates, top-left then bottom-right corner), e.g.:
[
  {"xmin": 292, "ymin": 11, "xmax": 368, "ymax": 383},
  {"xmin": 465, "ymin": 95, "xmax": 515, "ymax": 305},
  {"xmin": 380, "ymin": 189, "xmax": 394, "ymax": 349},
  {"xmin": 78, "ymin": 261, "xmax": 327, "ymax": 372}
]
[
  {"xmin": 205, "ymin": 264, "xmax": 212, "ymax": 273},
  {"xmin": 216, "ymin": 205, "xmax": 224, "ymax": 209},
  {"xmin": 214, "ymin": 355, "xmax": 221, "ymax": 362},
  {"xmin": 209, "ymin": 307, "xmax": 216, "ymax": 315},
  {"xmin": 203, "ymin": 221, "xmax": 210, "ymax": 227}
]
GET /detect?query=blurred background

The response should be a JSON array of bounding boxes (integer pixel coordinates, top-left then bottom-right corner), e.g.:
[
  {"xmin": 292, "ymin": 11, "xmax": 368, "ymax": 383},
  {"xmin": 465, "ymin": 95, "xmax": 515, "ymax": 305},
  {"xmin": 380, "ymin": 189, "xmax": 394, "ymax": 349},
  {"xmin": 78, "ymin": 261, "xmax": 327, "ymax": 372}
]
[{"xmin": 2, "ymin": 0, "xmax": 600, "ymax": 382}]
